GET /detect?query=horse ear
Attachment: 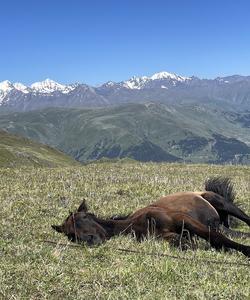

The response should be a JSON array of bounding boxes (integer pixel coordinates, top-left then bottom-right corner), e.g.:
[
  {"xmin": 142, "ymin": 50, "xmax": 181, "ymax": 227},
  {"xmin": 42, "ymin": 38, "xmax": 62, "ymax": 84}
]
[
  {"xmin": 51, "ymin": 224, "xmax": 63, "ymax": 233},
  {"xmin": 77, "ymin": 199, "xmax": 88, "ymax": 212}
]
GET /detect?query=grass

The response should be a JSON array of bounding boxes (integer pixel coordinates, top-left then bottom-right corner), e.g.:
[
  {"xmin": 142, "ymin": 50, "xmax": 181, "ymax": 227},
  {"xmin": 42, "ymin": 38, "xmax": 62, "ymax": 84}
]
[
  {"xmin": 0, "ymin": 130, "xmax": 79, "ymax": 168},
  {"xmin": 0, "ymin": 162, "xmax": 250, "ymax": 299}
]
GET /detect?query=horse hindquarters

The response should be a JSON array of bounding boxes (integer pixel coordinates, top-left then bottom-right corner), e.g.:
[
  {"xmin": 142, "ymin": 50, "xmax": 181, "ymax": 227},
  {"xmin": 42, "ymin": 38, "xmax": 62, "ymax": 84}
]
[
  {"xmin": 202, "ymin": 192, "xmax": 250, "ymax": 228},
  {"xmin": 172, "ymin": 213, "xmax": 250, "ymax": 257}
]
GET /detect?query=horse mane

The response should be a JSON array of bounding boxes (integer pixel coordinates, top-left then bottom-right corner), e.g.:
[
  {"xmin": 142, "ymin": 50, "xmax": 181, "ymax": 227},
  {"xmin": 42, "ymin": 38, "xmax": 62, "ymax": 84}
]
[
  {"xmin": 86, "ymin": 212, "xmax": 131, "ymax": 221},
  {"xmin": 204, "ymin": 177, "xmax": 236, "ymax": 203},
  {"xmin": 109, "ymin": 214, "xmax": 131, "ymax": 220}
]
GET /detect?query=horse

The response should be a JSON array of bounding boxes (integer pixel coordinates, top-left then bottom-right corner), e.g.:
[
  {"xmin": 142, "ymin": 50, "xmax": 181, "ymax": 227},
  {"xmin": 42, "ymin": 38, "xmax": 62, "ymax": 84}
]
[{"xmin": 52, "ymin": 178, "xmax": 250, "ymax": 257}]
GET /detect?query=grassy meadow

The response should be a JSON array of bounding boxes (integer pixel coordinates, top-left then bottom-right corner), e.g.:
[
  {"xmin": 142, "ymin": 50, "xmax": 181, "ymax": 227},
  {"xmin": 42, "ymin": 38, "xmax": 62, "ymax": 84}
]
[
  {"xmin": 0, "ymin": 162, "xmax": 250, "ymax": 299},
  {"xmin": 0, "ymin": 130, "xmax": 79, "ymax": 168}
]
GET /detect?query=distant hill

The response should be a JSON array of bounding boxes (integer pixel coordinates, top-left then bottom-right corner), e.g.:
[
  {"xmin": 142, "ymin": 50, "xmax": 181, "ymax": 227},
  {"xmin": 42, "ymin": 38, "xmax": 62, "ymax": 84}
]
[
  {"xmin": 1, "ymin": 103, "xmax": 250, "ymax": 164},
  {"xmin": 0, "ymin": 129, "xmax": 79, "ymax": 167}
]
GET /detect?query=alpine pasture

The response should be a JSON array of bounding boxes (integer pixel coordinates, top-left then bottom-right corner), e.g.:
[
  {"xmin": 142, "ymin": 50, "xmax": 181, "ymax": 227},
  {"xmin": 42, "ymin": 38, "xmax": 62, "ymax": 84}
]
[{"xmin": 1, "ymin": 162, "xmax": 250, "ymax": 299}]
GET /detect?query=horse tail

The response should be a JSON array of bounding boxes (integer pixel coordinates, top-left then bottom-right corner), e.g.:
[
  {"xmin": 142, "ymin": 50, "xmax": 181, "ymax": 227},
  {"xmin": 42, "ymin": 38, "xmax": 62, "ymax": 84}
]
[
  {"xmin": 204, "ymin": 177, "xmax": 250, "ymax": 229},
  {"xmin": 204, "ymin": 177, "xmax": 235, "ymax": 203}
]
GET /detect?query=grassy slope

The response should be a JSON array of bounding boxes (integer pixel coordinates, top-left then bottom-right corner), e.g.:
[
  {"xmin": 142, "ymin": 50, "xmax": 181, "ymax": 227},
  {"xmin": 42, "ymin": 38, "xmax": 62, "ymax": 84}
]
[
  {"xmin": 1, "ymin": 104, "xmax": 250, "ymax": 163},
  {"xmin": 0, "ymin": 129, "xmax": 79, "ymax": 167},
  {"xmin": 0, "ymin": 162, "xmax": 249, "ymax": 299}
]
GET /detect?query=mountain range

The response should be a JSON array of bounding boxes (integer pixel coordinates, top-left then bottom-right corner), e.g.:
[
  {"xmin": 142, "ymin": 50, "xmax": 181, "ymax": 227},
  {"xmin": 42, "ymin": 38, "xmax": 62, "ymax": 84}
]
[
  {"xmin": 1, "ymin": 71, "xmax": 250, "ymax": 112},
  {"xmin": 1, "ymin": 103, "xmax": 250, "ymax": 164},
  {"xmin": 1, "ymin": 71, "xmax": 250, "ymax": 165}
]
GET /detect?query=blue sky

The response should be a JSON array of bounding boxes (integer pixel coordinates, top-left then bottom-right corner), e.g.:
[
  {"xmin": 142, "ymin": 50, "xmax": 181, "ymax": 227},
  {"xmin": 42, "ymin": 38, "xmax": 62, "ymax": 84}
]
[{"xmin": 1, "ymin": 0, "xmax": 250, "ymax": 85}]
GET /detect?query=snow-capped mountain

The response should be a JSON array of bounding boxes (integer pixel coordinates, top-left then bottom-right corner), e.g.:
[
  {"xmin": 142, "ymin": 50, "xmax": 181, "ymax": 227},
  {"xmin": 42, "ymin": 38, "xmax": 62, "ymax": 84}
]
[
  {"xmin": 0, "ymin": 81, "xmax": 13, "ymax": 104},
  {"xmin": 122, "ymin": 75, "xmax": 149, "ymax": 89},
  {"xmin": 106, "ymin": 71, "xmax": 191, "ymax": 90},
  {"xmin": 1, "ymin": 71, "xmax": 250, "ymax": 111},
  {"xmin": 0, "ymin": 80, "xmax": 30, "ymax": 94},
  {"xmin": 0, "ymin": 78, "xmax": 75, "ymax": 99},
  {"xmin": 0, "ymin": 71, "xmax": 189, "ymax": 105},
  {"xmin": 13, "ymin": 82, "xmax": 30, "ymax": 93},
  {"xmin": 0, "ymin": 80, "xmax": 14, "ymax": 93},
  {"xmin": 150, "ymin": 71, "xmax": 190, "ymax": 81},
  {"xmin": 31, "ymin": 79, "xmax": 75, "ymax": 94},
  {"xmin": 0, "ymin": 80, "xmax": 31, "ymax": 105}
]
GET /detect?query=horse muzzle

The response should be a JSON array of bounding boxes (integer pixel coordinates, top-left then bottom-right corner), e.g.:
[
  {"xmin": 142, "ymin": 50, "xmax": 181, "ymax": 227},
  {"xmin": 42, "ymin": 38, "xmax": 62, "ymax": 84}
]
[{"xmin": 74, "ymin": 234, "xmax": 105, "ymax": 246}]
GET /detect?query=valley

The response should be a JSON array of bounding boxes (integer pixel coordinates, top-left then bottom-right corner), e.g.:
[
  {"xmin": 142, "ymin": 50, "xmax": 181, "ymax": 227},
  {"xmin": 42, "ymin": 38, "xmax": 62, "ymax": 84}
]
[{"xmin": 0, "ymin": 103, "xmax": 250, "ymax": 164}]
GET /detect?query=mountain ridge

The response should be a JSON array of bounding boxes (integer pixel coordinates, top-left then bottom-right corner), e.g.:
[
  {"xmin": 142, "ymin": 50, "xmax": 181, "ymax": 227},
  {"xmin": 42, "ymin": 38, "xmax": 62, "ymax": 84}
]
[
  {"xmin": 1, "ymin": 103, "xmax": 250, "ymax": 164},
  {"xmin": 2, "ymin": 71, "xmax": 250, "ymax": 112}
]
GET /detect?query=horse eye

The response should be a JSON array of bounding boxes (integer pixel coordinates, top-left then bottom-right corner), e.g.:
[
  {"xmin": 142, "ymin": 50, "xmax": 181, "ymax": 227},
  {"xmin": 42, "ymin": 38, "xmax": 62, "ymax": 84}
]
[
  {"xmin": 75, "ymin": 217, "xmax": 88, "ymax": 227},
  {"xmin": 78, "ymin": 213, "xmax": 88, "ymax": 219}
]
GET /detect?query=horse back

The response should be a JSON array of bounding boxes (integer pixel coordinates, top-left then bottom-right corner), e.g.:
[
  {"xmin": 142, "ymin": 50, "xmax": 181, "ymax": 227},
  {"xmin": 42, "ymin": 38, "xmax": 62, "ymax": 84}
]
[{"xmin": 150, "ymin": 192, "xmax": 220, "ymax": 228}]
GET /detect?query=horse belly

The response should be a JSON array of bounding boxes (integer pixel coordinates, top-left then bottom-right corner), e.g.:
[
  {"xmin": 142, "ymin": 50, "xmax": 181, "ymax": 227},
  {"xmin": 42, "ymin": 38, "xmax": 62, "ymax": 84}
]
[{"xmin": 151, "ymin": 192, "xmax": 220, "ymax": 228}]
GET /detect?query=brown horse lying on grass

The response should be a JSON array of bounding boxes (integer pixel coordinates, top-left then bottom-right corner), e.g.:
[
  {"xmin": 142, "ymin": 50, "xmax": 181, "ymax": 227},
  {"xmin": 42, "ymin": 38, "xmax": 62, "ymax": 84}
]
[{"xmin": 52, "ymin": 178, "xmax": 250, "ymax": 257}]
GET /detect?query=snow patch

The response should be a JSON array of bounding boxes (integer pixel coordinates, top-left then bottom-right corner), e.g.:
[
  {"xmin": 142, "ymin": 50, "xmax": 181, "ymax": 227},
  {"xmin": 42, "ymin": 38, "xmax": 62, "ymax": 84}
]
[
  {"xmin": 122, "ymin": 71, "xmax": 191, "ymax": 89},
  {"xmin": 216, "ymin": 78, "xmax": 230, "ymax": 84},
  {"xmin": 123, "ymin": 76, "xmax": 149, "ymax": 89},
  {"xmin": 0, "ymin": 80, "xmax": 13, "ymax": 93},
  {"xmin": 151, "ymin": 71, "xmax": 190, "ymax": 82},
  {"xmin": 31, "ymin": 79, "xmax": 74, "ymax": 94},
  {"xmin": 105, "ymin": 81, "xmax": 115, "ymax": 87},
  {"xmin": 13, "ymin": 82, "xmax": 30, "ymax": 93},
  {"xmin": 0, "ymin": 81, "xmax": 13, "ymax": 104}
]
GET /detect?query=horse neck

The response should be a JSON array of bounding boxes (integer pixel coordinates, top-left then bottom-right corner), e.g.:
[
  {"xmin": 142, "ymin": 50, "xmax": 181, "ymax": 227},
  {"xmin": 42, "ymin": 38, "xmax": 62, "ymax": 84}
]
[{"xmin": 92, "ymin": 216, "xmax": 133, "ymax": 238}]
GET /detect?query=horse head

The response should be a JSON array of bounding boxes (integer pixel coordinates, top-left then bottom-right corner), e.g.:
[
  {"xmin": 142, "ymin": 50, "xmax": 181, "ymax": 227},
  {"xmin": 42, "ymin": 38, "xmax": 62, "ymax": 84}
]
[{"xmin": 52, "ymin": 199, "xmax": 107, "ymax": 246}]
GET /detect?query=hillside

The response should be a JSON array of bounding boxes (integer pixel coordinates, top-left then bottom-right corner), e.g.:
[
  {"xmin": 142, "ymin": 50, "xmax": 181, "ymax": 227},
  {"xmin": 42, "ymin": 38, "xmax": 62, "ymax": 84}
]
[
  {"xmin": 0, "ymin": 103, "xmax": 250, "ymax": 164},
  {"xmin": 0, "ymin": 129, "xmax": 79, "ymax": 167}
]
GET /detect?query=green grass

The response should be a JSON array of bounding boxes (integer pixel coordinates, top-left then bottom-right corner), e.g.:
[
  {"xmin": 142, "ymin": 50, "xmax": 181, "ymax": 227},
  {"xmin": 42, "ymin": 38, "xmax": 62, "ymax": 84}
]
[
  {"xmin": 0, "ymin": 129, "xmax": 79, "ymax": 168},
  {"xmin": 0, "ymin": 162, "xmax": 250, "ymax": 299}
]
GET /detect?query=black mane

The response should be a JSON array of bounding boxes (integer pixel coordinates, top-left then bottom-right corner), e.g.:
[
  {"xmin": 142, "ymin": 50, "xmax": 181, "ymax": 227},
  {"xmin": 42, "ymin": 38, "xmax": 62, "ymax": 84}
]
[{"xmin": 109, "ymin": 214, "xmax": 131, "ymax": 220}]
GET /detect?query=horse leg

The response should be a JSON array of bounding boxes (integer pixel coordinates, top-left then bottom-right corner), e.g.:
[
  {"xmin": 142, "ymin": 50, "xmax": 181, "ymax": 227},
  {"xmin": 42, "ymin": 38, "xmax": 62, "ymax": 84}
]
[
  {"xmin": 172, "ymin": 213, "xmax": 250, "ymax": 257},
  {"xmin": 145, "ymin": 210, "xmax": 195, "ymax": 249},
  {"xmin": 218, "ymin": 211, "xmax": 230, "ymax": 228},
  {"xmin": 162, "ymin": 231, "xmax": 182, "ymax": 247},
  {"xmin": 202, "ymin": 192, "xmax": 250, "ymax": 227},
  {"xmin": 162, "ymin": 231, "xmax": 195, "ymax": 250},
  {"xmin": 219, "ymin": 203, "xmax": 250, "ymax": 238},
  {"xmin": 225, "ymin": 202, "xmax": 250, "ymax": 226},
  {"xmin": 220, "ymin": 226, "xmax": 250, "ymax": 238}
]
